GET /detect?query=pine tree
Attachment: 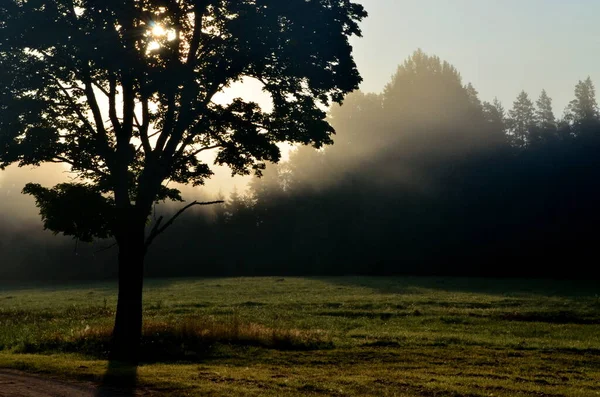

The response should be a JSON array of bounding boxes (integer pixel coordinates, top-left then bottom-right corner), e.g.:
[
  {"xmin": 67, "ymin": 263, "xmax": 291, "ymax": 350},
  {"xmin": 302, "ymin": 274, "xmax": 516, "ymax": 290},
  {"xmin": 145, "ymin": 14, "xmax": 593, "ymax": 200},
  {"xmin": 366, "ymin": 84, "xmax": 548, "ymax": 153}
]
[
  {"xmin": 567, "ymin": 77, "xmax": 599, "ymax": 122},
  {"xmin": 225, "ymin": 187, "xmax": 248, "ymax": 224},
  {"xmin": 535, "ymin": 90, "xmax": 556, "ymax": 128},
  {"xmin": 483, "ymin": 98, "xmax": 507, "ymax": 140},
  {"xmin": 508, "ymin": 91, "xmax": 536, "ymax": 146},
  {"xmin": 465, "ymin": 83, "xmax": 483, "ymax": 110},
  {"xmin": 530, "ymin": 90, "xmax": 557, "ymax": 144},
  {"xmin": 565, "ymin": 77, "xmax": 600, "ymax": 136}
]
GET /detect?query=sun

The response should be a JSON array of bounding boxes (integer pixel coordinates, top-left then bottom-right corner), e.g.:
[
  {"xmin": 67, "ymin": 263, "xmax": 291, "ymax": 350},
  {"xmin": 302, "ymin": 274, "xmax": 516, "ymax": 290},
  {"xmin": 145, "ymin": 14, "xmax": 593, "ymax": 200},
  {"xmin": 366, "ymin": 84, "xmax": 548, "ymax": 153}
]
[{"xmin": 151, "ymin": 24, "xmax": 167, "ymax": 37}]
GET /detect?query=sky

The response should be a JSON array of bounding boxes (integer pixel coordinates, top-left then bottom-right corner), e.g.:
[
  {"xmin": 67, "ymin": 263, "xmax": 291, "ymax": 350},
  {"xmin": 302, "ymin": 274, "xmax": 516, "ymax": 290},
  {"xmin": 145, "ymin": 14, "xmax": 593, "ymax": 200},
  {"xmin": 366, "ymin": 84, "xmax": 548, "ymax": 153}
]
[
  {"xmin": 350, "ymin": 0, "xmax": 600, "ymax": 114},
  {"xmin": 3, "ymin": 0, "xmax": 600, "ymax": 203}
]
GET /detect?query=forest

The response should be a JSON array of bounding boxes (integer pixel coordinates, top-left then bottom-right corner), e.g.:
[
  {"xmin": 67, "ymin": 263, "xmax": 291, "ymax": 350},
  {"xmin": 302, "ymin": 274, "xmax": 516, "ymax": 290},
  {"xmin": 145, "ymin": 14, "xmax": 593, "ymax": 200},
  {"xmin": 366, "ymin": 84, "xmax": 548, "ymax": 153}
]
[{"xmin": 2, "ymin": 50, "xmax": 600, "ymax": 280}]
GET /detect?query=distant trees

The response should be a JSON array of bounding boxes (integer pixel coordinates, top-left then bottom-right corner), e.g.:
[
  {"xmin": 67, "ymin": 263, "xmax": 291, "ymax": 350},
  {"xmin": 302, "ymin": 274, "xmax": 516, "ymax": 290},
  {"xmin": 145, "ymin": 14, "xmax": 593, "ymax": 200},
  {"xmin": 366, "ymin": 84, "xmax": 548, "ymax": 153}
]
[
  {"xmin": 4, "ymin": 47, "xmax": 600, "ymax": 281},
  {"xmin": 530, "ymin": 90, "xmax": 557, "ymax": 144},
  {"xmin": 201, "ymin": 50, "xmax": 600, "ymax": 279}
]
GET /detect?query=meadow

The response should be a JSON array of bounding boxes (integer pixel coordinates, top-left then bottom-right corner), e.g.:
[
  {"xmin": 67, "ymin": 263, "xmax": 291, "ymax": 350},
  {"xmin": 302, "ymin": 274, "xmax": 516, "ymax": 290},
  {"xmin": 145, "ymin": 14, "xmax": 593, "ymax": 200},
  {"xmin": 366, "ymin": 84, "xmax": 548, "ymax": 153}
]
[{"xmin": 0, "ymin": 276, "xmax": 598, "ymax": 396}]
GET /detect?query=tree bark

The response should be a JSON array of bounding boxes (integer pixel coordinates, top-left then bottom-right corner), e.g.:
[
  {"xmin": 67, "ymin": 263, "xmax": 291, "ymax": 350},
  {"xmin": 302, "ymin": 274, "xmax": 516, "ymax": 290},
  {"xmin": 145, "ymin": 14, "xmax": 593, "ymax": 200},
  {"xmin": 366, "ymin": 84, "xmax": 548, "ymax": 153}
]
[{"xmin": 110, "ymin": 220, "xmax": 147, "ymax": 363}]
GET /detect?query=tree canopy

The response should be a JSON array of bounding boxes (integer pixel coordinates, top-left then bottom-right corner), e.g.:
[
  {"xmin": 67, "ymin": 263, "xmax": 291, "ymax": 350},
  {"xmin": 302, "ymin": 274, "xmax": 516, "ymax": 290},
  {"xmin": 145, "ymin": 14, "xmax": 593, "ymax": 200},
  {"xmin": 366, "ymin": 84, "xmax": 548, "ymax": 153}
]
[{"xmin": 0, "ymin": 0, "xmax": 367, "ymax": 242}]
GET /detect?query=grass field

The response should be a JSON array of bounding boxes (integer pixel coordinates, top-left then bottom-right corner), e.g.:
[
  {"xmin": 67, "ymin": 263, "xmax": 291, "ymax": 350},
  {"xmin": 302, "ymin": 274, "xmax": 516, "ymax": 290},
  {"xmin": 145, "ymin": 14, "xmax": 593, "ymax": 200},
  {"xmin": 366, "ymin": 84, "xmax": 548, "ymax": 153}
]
[{"xmin": 0, "ymin": 277, "xmax": 598, "ymax": 396}]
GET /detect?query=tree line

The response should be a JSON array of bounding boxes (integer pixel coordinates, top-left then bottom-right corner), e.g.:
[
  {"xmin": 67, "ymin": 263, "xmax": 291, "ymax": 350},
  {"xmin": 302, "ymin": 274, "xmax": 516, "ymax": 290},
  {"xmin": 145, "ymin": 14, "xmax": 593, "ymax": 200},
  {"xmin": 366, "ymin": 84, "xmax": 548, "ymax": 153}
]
[
  {"xmin": 159, "ymin": 50, "xmax": 599, "ymax": 279},
  {"xmin": 2, "ymin": 50, "xmax": 599, "ymax": 280}
]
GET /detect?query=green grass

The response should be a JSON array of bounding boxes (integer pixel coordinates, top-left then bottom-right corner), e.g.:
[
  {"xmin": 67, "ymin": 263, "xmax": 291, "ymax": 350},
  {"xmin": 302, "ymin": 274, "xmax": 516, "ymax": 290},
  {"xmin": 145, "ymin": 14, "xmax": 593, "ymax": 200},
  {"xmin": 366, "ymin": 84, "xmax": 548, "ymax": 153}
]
[{"xmin": 0, "ymin": 276, "xmax": 599, "ymax": 396}]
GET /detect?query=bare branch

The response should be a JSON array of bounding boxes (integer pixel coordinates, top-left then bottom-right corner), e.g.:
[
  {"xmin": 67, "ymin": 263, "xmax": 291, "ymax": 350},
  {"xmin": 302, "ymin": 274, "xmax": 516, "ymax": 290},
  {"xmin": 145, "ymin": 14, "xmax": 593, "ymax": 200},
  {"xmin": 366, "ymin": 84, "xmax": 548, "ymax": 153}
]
[
  {"xmin": 190, "ymin": 144, "xmax": 222, "ymax": 157},
  {"xmin": 94, "ymin": 241, "xmax": 118, "ymax": 254},
  {"xmin": 172, "ymin": 143, "xmax": 222, "ymax": 165},
  {"xmin": 145, "ymin": 200, "xmax": 224, "ymax": 247},
  {"xmin": 50, "ymin": 156, "xmax": 76, "ymax": 166},
  {"xmin": 51, "ymin": 155, "xmax": 111, "ymax": 179}
]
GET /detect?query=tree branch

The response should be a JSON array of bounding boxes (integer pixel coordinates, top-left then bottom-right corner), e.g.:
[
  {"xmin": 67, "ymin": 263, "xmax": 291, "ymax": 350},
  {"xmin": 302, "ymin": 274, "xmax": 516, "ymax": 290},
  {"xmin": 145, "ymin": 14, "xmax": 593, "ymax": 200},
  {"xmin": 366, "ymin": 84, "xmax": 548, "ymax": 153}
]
[
  {"xmin": 154, "ymin": 1, "xmax": 210, "ymax": 157},
  {"xmin": 50, "ymin": 76, "xmax": 97, "ymax": 137},
  {"xmin": 34, "ymin": 46, "xmax": 114, "ymax": 168},
  {"xmin": 108, "ymin": 74, "xmax": 122, "ymax": 136},
  {"xmin": 120, "ymin": 76, "xmax": 136, "ymax": 144},
  {"xmin": 162, "ymin": 79, "xmax": 224, "ymax": 167},
  {"xmin": 94, "ymin": 241, "xmax": 118, "ymax": 254},
  {"xmin": 186, "ymin": 4, "xmax": 204, "ymax": 66},
  {"xmin": 139, "ymin": 95, "xmax": 152, "ymax": 154},
  {"xmin": 145, "ymin": 200, "xmax": 224, "ymax": 247},
  {"xmin": 83, "ymin": 78, "xmax": 113, "ymax": 156},
  {"xmin": 190, "ymin": 144, "xmax": 222, "ymax": 157},
  {"xmin": 154, "ymin": 91, "xmax": 176, "ymax": 155}
]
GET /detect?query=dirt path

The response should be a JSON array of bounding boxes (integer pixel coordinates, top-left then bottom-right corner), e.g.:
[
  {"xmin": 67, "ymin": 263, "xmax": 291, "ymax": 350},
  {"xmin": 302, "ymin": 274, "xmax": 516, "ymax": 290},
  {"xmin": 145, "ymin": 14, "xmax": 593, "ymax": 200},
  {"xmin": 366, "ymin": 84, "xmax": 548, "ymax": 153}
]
[{"xmin": 0, "ymin": 370, "xmax": 149, "ymax": 397}]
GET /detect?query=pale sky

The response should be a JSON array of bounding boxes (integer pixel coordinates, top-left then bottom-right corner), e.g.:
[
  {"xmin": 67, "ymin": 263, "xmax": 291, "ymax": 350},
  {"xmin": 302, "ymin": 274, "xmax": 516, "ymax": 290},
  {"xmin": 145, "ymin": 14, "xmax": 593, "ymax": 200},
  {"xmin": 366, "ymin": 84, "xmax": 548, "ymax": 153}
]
[{"xmin": 350, "ymin": 0, "xmax": 600, "ymax": 114}]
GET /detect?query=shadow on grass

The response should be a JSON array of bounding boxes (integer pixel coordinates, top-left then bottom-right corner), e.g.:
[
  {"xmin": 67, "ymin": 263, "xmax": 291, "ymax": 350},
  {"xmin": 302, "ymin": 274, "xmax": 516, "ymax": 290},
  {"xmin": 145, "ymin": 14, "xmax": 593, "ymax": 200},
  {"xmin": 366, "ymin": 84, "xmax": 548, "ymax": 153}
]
[{"xmin": 96, "ymin": 360, "xmax": 137, "ymax": 397}]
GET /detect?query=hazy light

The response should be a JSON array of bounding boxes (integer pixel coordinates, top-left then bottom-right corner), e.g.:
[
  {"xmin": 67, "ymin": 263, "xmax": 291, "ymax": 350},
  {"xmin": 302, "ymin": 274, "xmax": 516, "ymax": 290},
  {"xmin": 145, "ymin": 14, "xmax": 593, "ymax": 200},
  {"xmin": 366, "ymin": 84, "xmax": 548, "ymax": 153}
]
[
  {"xmin": 147, "ymin": 41, "xmax": 161, "ymax": 51},
  {"xmin": 151, "ymin": 24, "xmax": 167, "ymax": 37}
]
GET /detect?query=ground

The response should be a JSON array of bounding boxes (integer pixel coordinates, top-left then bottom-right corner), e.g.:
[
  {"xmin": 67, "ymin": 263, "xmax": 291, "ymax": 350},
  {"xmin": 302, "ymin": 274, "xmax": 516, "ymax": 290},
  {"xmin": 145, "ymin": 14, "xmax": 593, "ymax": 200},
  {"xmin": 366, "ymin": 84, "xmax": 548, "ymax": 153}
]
[
  {"xmin": 0, "ymin": 369, "xmax": 129, "ymax": 396},
  {"xmin": 0, "ymin": 277, "xmax": 598, "ymax": 396}
]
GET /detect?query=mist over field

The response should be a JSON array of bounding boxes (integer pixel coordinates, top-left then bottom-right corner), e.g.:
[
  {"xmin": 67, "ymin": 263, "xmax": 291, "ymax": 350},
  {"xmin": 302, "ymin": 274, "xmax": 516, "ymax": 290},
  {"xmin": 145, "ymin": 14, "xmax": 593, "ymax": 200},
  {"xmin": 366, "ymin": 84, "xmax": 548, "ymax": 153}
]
[
  {"xmin": 3, "ymin": 48, "xmax": 600, "ymax": 280},
  {"xmin": 1, "ymin": 1, "xmax": 600, "ymax": 395},
  {"xmin": 2, "ymin": 0, "xmax": 600, "ymax": 280}
]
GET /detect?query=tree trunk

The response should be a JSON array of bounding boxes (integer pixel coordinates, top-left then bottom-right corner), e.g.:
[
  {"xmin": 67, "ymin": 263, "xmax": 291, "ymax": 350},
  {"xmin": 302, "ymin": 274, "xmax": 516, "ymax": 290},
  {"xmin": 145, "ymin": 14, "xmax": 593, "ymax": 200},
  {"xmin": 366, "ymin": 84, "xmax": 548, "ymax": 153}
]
[{"xmin": 110, "ymin": 221, "xmax": 147, "ymax": 363}]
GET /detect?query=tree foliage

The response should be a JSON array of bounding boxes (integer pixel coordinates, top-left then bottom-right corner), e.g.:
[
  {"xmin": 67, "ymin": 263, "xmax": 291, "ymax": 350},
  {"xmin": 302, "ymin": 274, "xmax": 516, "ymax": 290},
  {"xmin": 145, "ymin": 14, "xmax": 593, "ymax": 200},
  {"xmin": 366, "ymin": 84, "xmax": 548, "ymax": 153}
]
[
  {"xmin": 171, "ymin": 51, "xmax": 599, "ymax": 280},
  {"xmin": 508, "ymin": 91, "xmax": 536, "ymax": 146},
  {"xmin": 0, "ymin": 0, "xmax": 367, "ymax": 242}
]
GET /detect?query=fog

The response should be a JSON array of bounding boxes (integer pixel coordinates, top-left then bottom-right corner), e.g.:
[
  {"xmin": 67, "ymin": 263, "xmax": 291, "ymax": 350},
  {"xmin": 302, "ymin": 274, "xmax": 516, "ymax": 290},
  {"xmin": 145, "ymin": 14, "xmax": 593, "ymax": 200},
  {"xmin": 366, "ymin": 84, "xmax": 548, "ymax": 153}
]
[
  {"xmin": 3, "ymin": 46, "xmax": 600, "ymax": 280},
  {"xmin": 0, "ymin": 158, "xmax": 248, "ymax": 279}
]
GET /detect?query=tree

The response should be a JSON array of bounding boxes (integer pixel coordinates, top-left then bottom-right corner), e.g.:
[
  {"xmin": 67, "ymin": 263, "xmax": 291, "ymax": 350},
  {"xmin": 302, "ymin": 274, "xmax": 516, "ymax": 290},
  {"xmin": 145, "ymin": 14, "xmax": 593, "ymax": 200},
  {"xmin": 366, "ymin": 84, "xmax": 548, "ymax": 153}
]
[
  {"xmin": 535, "ymin": 90, "xmax": 556, "ymax": 128},
  {"xmin": 465, "ymin": 83, "xmax": 483, "ymax": 111},
  {"xmin": 565, "ymin": 77, "xmax": 599, "ymax": 136},
  {"xmin": 0, "ymin": 0, "xmax": 366, "ymax": 361},
  {"xmin": 482, "ymin": 98, "xmax": 507, "ymax": 139},
  {"xmin": 508, "ymin": 91, "xmax": 536, "ymax": 147},
  {"xmin": 383, "ymin": 49, "xmax": 467, "ymax": 124},
  {"xmin": 567, "ymin": 77, "xmax": 599, "ymax": 121},
  {"xmin": 528, "ymin": 90, "xmax": 557, "ymax": 144}
]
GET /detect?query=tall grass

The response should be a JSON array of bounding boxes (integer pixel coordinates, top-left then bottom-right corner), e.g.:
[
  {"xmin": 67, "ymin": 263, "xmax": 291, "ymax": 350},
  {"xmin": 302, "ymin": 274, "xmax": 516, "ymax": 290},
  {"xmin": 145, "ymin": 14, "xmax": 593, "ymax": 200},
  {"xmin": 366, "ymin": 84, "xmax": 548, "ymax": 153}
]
[{"xmin": 16, "ymin": 316, "xmax": 332, "ymax": 360}]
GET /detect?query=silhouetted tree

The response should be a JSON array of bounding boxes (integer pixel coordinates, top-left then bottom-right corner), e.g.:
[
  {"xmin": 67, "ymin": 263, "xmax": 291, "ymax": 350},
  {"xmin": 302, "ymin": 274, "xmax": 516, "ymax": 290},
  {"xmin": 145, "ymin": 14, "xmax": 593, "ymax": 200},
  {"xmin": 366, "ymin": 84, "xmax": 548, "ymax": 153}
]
[
  {"xmin": 216, "ymin": 52, "xmax": 600, "ymax": 280},
  {"xmin": 535, "ymin": 90, "xmax": 556, "ymax": 128},
  {"xmin": 508, "ymin": 91, "xmax": 536, "ymax": 146},
  {"xmin": 483, "ymin": 98, "xmax": 507, "ymax": 139},
  {"xmin": 0, "ymin": 0, "xmax": 366, "ymax": 361},
  {"xmin": 530, "ymin": 90, "xmax": 557, "ymax": 144},
  {"xmin": 566, "ymin": 77, "xmax": 600, "ymax": 136},
  {"xmin": 383, "ymin": 49, "xmax": 467, "ymax": 126},
  {"xmin": 465, "ymin": 83, "xmax": 483, "ymax": 110},
  {"xmin": 4, "ymin": 45, "xmax": 600, "ymax": 285}
]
